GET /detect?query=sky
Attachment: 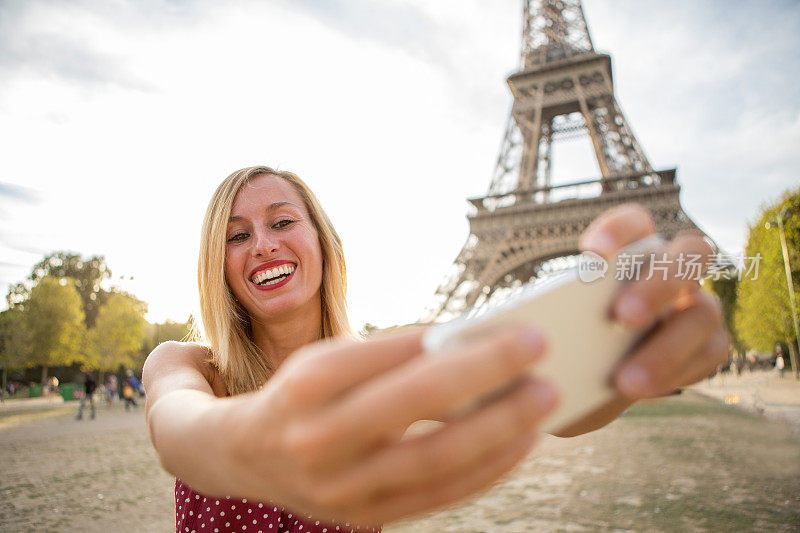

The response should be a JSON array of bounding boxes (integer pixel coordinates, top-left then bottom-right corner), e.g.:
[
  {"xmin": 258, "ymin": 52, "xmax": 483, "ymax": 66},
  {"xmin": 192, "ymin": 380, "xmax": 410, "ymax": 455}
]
[{"xmin": 1, "ymin": 0, "xmax": 799, "ymax": 330}]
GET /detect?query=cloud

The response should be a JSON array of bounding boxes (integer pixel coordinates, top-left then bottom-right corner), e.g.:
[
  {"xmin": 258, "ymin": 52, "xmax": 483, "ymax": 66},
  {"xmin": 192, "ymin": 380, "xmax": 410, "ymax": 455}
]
[
  {"xmin": 0, "ymin": 182, "xmax": 37, "ymax": 202},
  {"xmin": 0, "ymin": 0, "xmax": 208, "ymax": 91},
  {"xmin": 0, "ymin": 261, "xmax": 29, "ymax": 269},
  {"xmin": 279, "ymin": 0, "xmax": 519, "ymax": 131},
  {"xmin": 280, "ymin": 0, "xmax": 446, "ymax": 64},
  {"xmin": 578, "ymin": 0, "xmax": 800, "ymax": 254},
  {"xmin": 0, "ymin": 228, "xmax": 49, "ymax": 256},
  {"xmin": 1, "ymin": 31, "xmax": 128, "ymax": 88},
  {"xmin": 0, "ymin": 0, "xmax": 797, "ymax": 326}
]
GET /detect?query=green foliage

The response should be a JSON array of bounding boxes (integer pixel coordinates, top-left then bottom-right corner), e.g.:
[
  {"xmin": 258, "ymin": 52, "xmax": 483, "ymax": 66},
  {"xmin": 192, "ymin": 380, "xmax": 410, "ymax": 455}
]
[
  {"xmin": 6, "ymin": 252, "xmax": 111, "ymax": 328},
  {"xmin": 23, "ymin": 277, "xmax": 87, "ymax": 369},
  {"xmin": 141, "ymin": 318, "xmax": 192, "ymax": 354},
  {"xmin": 0, "ymin": 306, "xmax": 31, "ymax": 371},
  {"xmin": 703, "ymin": 276, "xmax": 744, "ymax": 354},
  {"xmin": 735, "ymin": 186, "xmax": 800, "ymax": 353},
  {"xmin": 360, "ymin": 322, "xmax": 380, "ymax": 337},
  {"xmin": 87, "ymin": 292, "xmax": 147, "ymax": 372}
]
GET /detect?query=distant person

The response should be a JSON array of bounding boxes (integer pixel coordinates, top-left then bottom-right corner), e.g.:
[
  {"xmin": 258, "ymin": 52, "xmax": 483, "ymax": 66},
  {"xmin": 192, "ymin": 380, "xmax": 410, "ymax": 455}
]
[
  {"xmin": 47, "ymin": 376, "xmax": 59, "ymax": 401},
  {"xmin": 76, "ymin": 371, "xmax": 96, "ymax": 420},
  {"xmin": 143, "ymin": 166, "xmax": 728, "ymax": 530},
  {"xmin": 775, "ymin": 346, "xmax": 786, "ymax": 379},
  {"xmin": 716, "ymin": 363, "xmax": 727, "ymax": 386},
  {"xmin": 106, "ymin": 375, "xmax": 118, "ymax": 406},
  {"xmin": 747, "ymin": 352, "xmax": 757, "ymax": 372},
  {"xmin": 123, "ymin": 370, "xmax": 139, "ymax": 410}
]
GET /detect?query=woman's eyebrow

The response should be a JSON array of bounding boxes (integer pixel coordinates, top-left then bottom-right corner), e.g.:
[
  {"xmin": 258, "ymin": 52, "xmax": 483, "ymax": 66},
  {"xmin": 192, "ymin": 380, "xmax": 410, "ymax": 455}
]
[
  {"xmin": 228, "ymin": 202, "xmax": 301, "ymax": 223},
  {"xmin": 266, "ymin": 201, "xmax": 301, "ymax": 212}
]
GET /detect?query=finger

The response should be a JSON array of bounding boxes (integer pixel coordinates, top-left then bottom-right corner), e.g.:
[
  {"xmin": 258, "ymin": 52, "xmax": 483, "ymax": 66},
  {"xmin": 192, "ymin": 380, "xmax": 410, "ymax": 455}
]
[
  {"xmin": 613, "ymin": 233, "xmax": 714, "ymax": 329},
  {"xmin": 285, "ymin": 326, "xmax": 548, "ymax": 469},
  {"xmin": 332, "ymin": 377, "xmax": 558, "ymax": 503},
  {"xmin": 355, "ymin": 428, "xmax": 539, "ymax": 525},
  {"xmin": 614, "ymin": 292, "xmax": 722, "ymax": 398},
  {"xmin": 579, "ymin": 204, "xmax": 656, "ymax": 257},
  {"xmin": 670, "ymin": 330, "xmax": 730, "ymax": 389},
  {"xmin": 275, "ymin": 328, "xmax": 426, "ymax": 407}
]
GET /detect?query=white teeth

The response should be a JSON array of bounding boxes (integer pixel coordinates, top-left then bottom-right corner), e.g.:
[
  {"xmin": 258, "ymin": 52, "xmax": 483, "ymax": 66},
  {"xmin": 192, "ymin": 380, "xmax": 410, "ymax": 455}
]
[{"xmin": 252, "ymin": 264, "xmax": 295, "ymax": 285}]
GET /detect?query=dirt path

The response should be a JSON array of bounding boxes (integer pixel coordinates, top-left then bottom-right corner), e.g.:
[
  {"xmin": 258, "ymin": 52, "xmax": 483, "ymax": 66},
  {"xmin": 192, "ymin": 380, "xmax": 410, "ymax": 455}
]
[
  {"xmin": 387, "ymin": 393, "xmax": 800, "ymax": 532},
  {"xmin": 692, "ymin": 369, "xmax": 800, "ymax": 429},
  {"xmin": 1, "ymin": 402, "xmax": 174, "ymax": 532},
  {"xmin": 2, "ymin": 393, "xmax": 798, "ymax": 532}
]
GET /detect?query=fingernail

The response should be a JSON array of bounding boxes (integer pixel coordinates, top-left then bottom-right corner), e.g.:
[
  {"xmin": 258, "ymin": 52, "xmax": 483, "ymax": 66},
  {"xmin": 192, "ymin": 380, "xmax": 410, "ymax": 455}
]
[
  {"xmin": 582, "ymin": 231, "xmax": 616, "ymax": 257},
  {"xmin": 533, "ymin": 382, "xmax": 559, "ymax": 412},
  {"xmin": 617, "ymin": 365, "xmax": 648, "ymax": 397},
  {"xmin": 520, "ymin": 327, "xmax": 548, "ymax": 359},
  {"xmin": 615, "ymin": 294, "xmax": 650, "ymax": 328}
]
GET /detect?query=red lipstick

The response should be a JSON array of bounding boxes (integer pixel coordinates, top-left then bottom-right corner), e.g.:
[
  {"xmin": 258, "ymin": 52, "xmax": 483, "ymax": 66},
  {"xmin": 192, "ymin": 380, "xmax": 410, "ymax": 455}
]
[
  {"xmin": 249, "ymin": 260, "xmax": 295, "ymax": 280},
  {"xmin": 249, "ymin": 260, "xmax": 297, "ymax": 292}
]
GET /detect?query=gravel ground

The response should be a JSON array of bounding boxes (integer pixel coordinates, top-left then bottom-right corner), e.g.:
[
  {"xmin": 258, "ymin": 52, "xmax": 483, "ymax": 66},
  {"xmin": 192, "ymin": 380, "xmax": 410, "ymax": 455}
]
[
  {"xmin": 2, "ymin": 392, "xmax": 798, "ymax": 532},
  {"xmin": 1, "ymin": 402, "xmax": 174, "ymax": 532},
  {"xmin": 692, "ymin": 369, "xmax": 800, "ymax": 429}
]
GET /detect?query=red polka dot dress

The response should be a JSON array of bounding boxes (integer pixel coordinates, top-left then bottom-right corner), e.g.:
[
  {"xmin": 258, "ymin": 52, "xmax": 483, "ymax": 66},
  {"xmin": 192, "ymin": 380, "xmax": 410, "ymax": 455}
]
[{"xmin": 175, "ymin": 479, "xmax": 381, "ymax": 533}]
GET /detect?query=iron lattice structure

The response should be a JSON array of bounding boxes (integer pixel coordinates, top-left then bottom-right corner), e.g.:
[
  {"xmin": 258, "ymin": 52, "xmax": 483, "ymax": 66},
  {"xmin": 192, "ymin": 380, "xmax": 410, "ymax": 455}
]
[{"xmin": 426, "ymin": 0, "xmax": 703, "ymax": 321}]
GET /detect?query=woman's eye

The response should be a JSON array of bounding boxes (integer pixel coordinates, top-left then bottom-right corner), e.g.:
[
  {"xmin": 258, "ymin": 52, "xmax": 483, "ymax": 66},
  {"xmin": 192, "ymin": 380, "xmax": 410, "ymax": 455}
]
[
  {"xmin": 227, "ymin": 232, "xmax": 249, "ymax": 243},
  {"xmin": 274, "ymin": 219, "xmax": 295, "ymax": 229}
]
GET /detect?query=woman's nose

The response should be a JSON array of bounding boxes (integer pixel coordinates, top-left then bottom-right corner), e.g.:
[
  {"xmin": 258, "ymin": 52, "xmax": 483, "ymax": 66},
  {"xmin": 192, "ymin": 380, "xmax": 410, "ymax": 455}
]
[{"xmin": 252, "ymin": 229, "xmax": 279, "ymax": 256}]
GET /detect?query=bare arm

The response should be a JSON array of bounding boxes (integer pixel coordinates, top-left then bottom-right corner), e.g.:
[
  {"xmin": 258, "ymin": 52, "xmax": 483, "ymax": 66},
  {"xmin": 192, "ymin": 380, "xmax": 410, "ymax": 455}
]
[
  {"xmin": 142, "ymin": 328, "xmax": 561, "ymax": 525},
  {"xmin": 143, "ymin": 341, "xmax": 248, "ymax": 496}
]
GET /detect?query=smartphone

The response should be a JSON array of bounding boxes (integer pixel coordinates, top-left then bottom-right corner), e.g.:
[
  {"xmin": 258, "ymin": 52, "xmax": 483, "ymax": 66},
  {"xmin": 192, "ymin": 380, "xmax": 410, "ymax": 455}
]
[{"xmin": 423, "ymin": 235, "xmax": 664, "ymax": 434}]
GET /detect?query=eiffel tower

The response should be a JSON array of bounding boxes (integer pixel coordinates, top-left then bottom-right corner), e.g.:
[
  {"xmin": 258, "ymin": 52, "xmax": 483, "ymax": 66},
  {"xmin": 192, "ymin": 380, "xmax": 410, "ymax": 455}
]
[{"xmin": 427, "ymin": 0, "xmax": 704, "ymax": 321}]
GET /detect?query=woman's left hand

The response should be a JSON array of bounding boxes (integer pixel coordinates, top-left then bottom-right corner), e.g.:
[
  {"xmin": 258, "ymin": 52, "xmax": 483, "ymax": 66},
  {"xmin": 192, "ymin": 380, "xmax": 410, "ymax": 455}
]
[{"xmin": 579, "ymin": 204, "xmax": 730, "ymax": 400}]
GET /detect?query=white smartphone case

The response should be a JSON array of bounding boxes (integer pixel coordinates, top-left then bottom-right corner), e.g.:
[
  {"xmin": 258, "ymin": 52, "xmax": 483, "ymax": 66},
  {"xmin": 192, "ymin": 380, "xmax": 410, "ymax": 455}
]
[{"xmin": 422, "ymin": 235, "xmax": 663, "ymax": 434}]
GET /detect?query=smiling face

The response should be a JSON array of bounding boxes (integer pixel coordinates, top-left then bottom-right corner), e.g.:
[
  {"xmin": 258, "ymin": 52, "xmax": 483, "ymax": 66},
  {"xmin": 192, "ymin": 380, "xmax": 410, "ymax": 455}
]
[{"xmin": 224, "ymin": 174, "xmax": 323, "ymax": 324}]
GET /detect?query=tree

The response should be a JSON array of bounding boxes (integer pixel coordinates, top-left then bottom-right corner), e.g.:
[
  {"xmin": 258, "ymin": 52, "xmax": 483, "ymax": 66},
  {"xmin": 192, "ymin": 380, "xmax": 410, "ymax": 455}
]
[
  {"xmin": 7, "ymin": 252, "xmax": 111, "ymax": 328},
  {"xmin": 141, "ymin": 317, "xmax": 193, "ymax": 353},
  {"xmin": 0, "ymin": 307, "xmax": 31, "ymax": 398},
  {"xmin": 735, "ymin": 186, "xmax": 800, "ymax": 374},
  {"xmin": 137, "ymin": 317, "xmax": 193, "ymax": 370},
  {"xmin": 24, "ymin": 277, "xmax": 87, "ymax": 384},
  {"xmin": 360, "ymin": 323, "xmax": 380, "ymax": 338},
  {"xmin": 87, "ymin": 292, "xmax": 147, "ymax": 379},
  {"xmin": 704, "ymin": 276, "xmax": 744, "ymax": 358}
]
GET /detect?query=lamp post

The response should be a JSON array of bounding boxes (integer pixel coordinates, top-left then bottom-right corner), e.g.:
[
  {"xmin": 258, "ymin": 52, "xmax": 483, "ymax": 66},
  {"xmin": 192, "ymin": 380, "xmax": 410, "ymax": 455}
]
[{"xmin": 766, "ymin": 208, "xmax": 800, "ymax": 380}]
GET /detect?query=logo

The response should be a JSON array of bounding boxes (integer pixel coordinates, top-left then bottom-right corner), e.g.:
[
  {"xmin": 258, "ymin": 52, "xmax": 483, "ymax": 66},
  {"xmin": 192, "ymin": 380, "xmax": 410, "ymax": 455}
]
[{"xmin": 578, "ymin": 251, "xmax": 608, "ymax": 283}]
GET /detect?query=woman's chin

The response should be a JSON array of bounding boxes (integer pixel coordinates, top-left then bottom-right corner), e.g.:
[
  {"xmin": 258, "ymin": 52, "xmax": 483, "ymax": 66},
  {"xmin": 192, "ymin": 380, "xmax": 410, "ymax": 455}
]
[
  {"xmin": 248, "ymin": 300, "xmax": 297, "ymax": 320},
  {"xmin": 245, "ymin": 292, "xmax": 313, "ymax": 322}
]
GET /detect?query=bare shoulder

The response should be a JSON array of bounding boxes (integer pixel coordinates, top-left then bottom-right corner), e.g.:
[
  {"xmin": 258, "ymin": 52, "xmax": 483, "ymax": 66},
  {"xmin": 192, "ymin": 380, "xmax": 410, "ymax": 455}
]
[
  {"xmin": 143, "ymin": 341, "xmax": 223, "ymax": 397},
  {"xmin": 144, "ymin": 341, "xmax": 211, "ymax": 374}
]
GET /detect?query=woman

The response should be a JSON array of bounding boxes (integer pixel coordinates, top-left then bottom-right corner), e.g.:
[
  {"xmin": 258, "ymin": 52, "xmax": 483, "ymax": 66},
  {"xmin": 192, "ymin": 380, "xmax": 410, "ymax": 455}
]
[
  {"xmin": 144, "ymin": 166, "xmax": 727, "ymax": 531},
  {"xmin": 106, "ymin": 374, "xmax": 118, "ymax": 406},
  {"xmin": 124, "ymin": 370, "xmax": 140, "ymax": 410}
]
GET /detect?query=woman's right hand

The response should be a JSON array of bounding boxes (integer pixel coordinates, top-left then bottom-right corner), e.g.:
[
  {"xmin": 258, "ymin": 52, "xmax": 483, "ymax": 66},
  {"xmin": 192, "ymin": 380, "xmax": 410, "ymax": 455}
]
[{"xmin": 216, "ymin": 326, "xmax": 558, "ymax": 525}]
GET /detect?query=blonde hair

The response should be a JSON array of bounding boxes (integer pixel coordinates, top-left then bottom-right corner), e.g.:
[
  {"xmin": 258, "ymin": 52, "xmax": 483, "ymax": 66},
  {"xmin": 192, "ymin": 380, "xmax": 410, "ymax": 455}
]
[{"xmin": 196, "ymin": 166, "xmax": 354, "ymax": 395}]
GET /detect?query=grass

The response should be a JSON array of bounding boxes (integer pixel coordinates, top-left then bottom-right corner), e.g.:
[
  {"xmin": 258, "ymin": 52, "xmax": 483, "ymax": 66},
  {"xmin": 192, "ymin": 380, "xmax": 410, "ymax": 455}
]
[
  {"xmin": 624, "ymin": 392, "xmax": 755, "ymax": 419},
  {"xmin": 612, "ymin": 392, "xmax": 800, "ymax": 531}
]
